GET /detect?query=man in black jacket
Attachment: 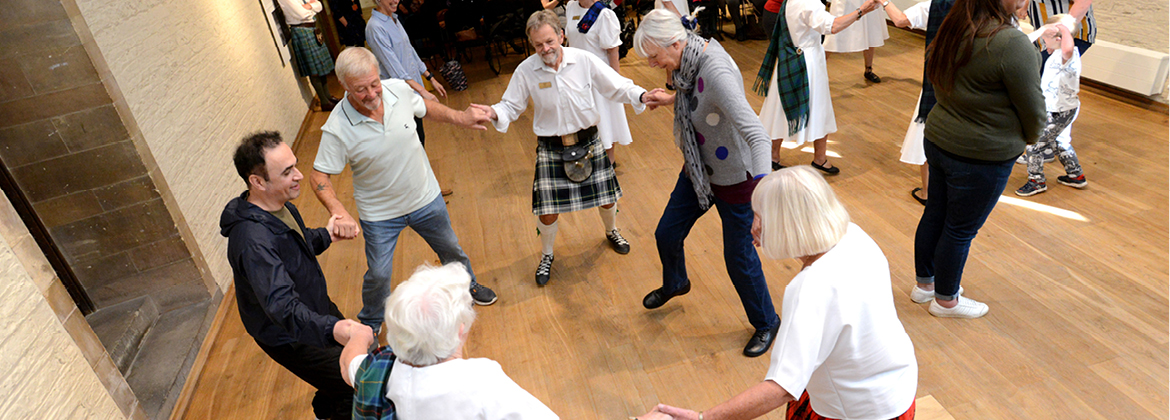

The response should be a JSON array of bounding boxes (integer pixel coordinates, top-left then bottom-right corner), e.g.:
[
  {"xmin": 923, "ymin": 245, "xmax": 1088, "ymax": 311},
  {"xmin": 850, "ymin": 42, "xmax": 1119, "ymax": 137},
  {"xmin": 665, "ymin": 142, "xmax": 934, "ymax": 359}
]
[{"xmin": 220, "ymin": 131, "xmax": 370, "ymax": 420}]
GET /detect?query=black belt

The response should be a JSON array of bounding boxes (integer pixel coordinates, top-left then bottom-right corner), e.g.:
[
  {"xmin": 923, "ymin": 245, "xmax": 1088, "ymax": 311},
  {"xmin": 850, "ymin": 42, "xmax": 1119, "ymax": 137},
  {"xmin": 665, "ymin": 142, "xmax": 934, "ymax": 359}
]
[
  {"xmin": 291, "ymin": 22, "xmax": 316, "ymax": 28},
  {"xmin": 537, "ymin": 126, "xmax": 598, "ymax": 150}
]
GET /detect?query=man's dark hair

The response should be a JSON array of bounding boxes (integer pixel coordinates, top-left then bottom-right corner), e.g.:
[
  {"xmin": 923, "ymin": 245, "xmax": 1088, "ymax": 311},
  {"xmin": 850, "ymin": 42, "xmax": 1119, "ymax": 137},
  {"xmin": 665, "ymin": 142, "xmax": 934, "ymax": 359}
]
[{"xmin": 233, "ymin": 131, "xmax": 284, "ymax": 184}]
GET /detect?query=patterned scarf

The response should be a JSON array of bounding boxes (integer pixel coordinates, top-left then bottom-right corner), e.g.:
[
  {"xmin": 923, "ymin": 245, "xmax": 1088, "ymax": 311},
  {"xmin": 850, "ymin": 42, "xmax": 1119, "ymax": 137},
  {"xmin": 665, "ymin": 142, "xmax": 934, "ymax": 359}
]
[
  {"xmin": 673, "ymin": 33, "xmax": 715, "ymax": 210},
  {"xmin": 577, "ymin": 1, "xmax": 607, "ymax": 33},
  {"xmin": 916, "ymin": 0, "xmax": 955, "ymax": 123},
  {"xmin": 752, "ymin": 0, "xmax": 809, "ymax": 136}
]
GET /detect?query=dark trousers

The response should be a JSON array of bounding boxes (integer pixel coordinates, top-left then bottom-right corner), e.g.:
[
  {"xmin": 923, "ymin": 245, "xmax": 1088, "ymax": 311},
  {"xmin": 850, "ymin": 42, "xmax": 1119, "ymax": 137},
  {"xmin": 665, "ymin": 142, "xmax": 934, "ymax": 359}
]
[
  {"xmin": 914, "ymin": 140, "xmax": 1014, "ymax": 300},
  {"xmin": 656, "ymin": 172, "xmax": 780, "ymax": 331},
  {"xmin": 255, "ymin": 306, "xmax": 353, "ymax": 420},
  {"xmin": 415, "ymin": 117, "xmax": 426, "ymax": 147}
]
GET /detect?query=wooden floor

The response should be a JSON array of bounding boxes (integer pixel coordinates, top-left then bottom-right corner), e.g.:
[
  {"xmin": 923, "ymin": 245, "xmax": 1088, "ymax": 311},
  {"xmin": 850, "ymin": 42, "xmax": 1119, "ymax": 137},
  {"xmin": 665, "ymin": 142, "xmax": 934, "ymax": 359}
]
[{"xmin": 181, "ymin": 28, "xmax": 1169, "ymax": 420}]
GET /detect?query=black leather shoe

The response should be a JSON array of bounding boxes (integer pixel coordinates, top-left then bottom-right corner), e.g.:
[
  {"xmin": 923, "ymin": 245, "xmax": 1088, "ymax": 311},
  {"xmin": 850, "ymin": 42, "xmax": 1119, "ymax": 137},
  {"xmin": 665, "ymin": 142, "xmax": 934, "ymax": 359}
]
[
  {"xmin": 771, "ymin": 161, "xmax": 785, "ymax": 171},
  {"xmin": 811, "ymin": 159, "xmax": 840, "ymax": 175},
  {"xmin": 743, "ymin": 323, "xmax": 780, "ymax": 357},
  {"xmin": 642, "ymin": 282, "xmax": 691, "ymax": 309}
]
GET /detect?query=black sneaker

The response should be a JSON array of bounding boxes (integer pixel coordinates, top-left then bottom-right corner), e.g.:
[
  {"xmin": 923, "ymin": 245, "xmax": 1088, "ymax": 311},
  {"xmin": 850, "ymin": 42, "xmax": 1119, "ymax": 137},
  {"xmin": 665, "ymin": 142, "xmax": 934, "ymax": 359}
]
[
  {"xmin": 1057, "ymin": 174, "xmax": 1088, "ymax": 189},
  {"xmin": 470, "ymin": 280, "xmax": 497, "ymax": 305},
  {"xmin": 606, "ymin": 229, "xmax": 630, "ymax": 255},
  {"xmin": 535, "ymin": 254, "xmax": 554, "ymax": 286},
  {"xmin": 1015, "ymin": 180, "xmax": 1047, "ymax": 197}
]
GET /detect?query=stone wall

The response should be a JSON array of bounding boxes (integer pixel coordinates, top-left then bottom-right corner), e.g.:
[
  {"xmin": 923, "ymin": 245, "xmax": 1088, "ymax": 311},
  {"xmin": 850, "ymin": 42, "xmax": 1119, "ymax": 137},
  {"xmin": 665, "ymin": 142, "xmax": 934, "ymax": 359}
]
[
  {"xmin": 74, "ymin": 0, "xmax": 310, "ymax": 291},
  {"xmin": 0, "ymin": 192, "xmax": 138, "ymax": 419}
]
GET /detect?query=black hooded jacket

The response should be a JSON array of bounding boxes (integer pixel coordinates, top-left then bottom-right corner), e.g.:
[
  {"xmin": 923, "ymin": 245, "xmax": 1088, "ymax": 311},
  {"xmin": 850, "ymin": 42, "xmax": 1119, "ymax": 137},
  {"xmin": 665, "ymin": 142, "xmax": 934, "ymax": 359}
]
[{"xmin": 220, "ymin": 191, "xmax": 340, "ymax": 348}]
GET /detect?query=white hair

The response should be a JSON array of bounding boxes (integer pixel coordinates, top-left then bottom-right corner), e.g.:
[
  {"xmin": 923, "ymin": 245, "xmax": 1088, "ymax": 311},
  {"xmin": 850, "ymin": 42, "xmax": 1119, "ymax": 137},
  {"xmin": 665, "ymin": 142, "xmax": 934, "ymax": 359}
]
[
  {"xmin": 751, "ymin": 165, "xmax": 851, "ymax": 260},
  {"xmin": 633, "ymin": 9, "xmax": 689, "ymax": 57},
  {"xmin": 526, "ymin": 9, "xmax": 563, "ymax": 38},
  {"xmin": 383, "ymin": 263, "xmax": 477, "ymax": 366},
  {"xmin": 334, "ymin": 47, "xmax": 379, "ymax": 89}
]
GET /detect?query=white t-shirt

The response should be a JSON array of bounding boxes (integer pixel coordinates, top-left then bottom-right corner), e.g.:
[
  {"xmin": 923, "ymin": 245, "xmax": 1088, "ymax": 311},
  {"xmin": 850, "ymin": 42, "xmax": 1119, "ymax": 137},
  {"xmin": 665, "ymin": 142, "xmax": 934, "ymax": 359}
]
[
  {"xmin": 346, "ymin": 356, "xmax": 560, "ymax": 420},
  {"xmin": 565, "ymin": 2, "xmax": 622, "ymax": 61},
  {"xmin": 314, "ymin": 80, "xmax": 440, "ymax": 222},
  {"xmin": 654, "ymin": 0, "xmax": 689, "ymax": 17},
  {"xmin": 1041, "ymin": 48, "xmax": 1081, "ymax": 113},
  {"xmin": 765, "ymin": 223, "xmax": 918, "ymax": 419},
  {"xmin": 902, "ymin": 0, "xmax": 931, "ymax": 30}
]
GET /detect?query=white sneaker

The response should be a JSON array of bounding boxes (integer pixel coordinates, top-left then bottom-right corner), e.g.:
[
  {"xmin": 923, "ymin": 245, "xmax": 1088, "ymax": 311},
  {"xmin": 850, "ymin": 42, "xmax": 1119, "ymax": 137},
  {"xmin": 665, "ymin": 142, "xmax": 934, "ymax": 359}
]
[
  {"xmin": 910, "ymin": 285, "xmax": 964, "ymax": 303},
  {"xmin": 929, "ymin": 297, "xmax": 989, "ymax": 319}
]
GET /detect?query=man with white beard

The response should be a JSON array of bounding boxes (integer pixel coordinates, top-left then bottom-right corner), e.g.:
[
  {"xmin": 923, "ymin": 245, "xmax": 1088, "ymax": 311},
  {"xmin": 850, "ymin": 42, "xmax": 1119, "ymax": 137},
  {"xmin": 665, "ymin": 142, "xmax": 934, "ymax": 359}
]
[{"xmin": 476, "ymin": 10, "xmax": 652, "ymax": 286}]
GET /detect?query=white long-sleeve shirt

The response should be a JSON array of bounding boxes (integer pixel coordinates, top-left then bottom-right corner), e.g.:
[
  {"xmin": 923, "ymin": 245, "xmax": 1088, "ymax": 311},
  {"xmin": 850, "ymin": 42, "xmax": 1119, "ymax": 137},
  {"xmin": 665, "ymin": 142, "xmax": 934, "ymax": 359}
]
[{"xmin": 490, "ymin": 47, "xmax": 647, "ymax": 137}]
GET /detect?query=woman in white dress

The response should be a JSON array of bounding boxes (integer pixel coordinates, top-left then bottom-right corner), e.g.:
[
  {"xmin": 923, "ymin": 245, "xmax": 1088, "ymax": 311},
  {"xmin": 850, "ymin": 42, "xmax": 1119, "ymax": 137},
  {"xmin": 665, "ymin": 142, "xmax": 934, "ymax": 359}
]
[
  {"xmin": 566, "ymin": 0, "xmax": 632, "ymax": 165},
  {"xmin": 824, "ymin": 0, "xmax": 890, "ymax": 83},
  {"xmin": 884, "ymin": 0, "xmax": 933, "ymax": 204},
  {"xmin": 755, "ymin": 0, "xmax": 880, "ymax": 174}
]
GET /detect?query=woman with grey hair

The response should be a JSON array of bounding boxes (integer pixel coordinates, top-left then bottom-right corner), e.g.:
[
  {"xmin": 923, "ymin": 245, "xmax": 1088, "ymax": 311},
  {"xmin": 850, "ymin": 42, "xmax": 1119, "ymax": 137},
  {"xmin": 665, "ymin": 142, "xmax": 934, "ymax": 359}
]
[
  {"xmin": 637, "ymin": 166, "xmax": 918, "ymax": 420},
  {"xmin": 635, "ymin": 9, "xmax": 781, "ymax": 358},
  {"xmin": 337, "ymin": 263, "xmax": 558, "ymax": 419}
]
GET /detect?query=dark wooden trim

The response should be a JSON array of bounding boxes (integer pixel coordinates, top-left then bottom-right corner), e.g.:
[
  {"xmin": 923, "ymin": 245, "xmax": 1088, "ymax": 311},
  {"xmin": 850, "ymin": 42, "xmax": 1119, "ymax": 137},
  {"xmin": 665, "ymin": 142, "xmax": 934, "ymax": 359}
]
[{"xmin": 0, "ymin": 158, "xmax": 95, "ymax": 314}]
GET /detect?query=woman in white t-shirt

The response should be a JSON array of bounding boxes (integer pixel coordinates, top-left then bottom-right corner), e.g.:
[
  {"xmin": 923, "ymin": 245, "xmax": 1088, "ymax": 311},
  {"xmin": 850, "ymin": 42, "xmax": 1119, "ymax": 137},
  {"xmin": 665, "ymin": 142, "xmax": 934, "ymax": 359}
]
[
  {"xmin": 638, "ymin": 166, "xmax": 918, "ymax": 420},
  {"xmin": 338, "ymin": 263, "xmax": 559, "ymax": 420}
]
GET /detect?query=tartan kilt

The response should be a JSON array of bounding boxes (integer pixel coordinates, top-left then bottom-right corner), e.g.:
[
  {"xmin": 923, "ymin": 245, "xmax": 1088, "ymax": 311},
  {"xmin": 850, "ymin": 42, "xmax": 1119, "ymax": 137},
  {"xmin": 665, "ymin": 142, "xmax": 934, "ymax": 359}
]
[
  {"xmin": 532, "ymin": 134, "xmax": 622, "ymax": 215},
  {"xmin": 290, "ymin": 26, "xmax": 335, "ymax": 77}
]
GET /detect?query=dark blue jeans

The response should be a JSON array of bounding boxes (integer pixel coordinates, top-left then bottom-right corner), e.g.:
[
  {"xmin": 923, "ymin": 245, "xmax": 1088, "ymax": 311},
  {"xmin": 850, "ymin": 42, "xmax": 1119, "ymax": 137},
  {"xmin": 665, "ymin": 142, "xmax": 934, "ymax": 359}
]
[
  {"xmin": 915, "ymin": 140, "xmax": 1014, "ymax": 300},
  {"xmin": 655, "ymin": 172, "xmax": 780, "ymax": 330}
]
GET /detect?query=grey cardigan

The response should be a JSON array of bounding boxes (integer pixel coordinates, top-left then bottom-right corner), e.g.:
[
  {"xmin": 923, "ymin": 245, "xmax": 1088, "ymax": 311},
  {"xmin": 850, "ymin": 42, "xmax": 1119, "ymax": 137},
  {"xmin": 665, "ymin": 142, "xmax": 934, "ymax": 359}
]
[{"xmin": 684, "ymin": 40, "xmax": 772, "ymax": 186}]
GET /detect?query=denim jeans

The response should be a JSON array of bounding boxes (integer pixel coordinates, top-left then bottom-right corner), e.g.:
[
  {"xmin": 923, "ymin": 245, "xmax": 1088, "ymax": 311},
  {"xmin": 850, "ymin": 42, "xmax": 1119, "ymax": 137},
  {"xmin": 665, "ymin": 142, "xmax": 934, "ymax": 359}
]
[
  {"xmin": 358, "ymin": 194, "xmax": 475, "ymax": 328},
  {"xmin": 915, "ymin": 140, "xmax": 1014, "ymax": 300},
  {"xmin": 655, "ymin": 172, "xmax": 780, "ymax": 330}
]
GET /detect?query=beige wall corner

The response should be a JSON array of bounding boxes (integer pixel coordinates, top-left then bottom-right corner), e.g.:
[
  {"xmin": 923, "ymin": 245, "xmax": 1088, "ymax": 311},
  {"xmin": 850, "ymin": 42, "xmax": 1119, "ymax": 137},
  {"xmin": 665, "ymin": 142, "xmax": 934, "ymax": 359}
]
[{"xmin": 72, "ymin": 0, "xmax": 311, "ymax": 291}]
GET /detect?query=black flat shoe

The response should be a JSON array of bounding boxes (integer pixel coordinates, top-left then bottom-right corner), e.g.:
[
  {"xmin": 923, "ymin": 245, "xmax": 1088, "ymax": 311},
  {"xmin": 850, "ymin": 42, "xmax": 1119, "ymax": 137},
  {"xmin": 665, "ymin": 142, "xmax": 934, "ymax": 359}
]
[
  {"xmin": 864, "ymin": 69, "xmax": 882, "ymax": 83},
  {"xmin": 911, "ymin": 187, "xmax": 928, "ymax": 206},
  {"xmin": 642, "ymin": 281, "xmax": 691, "ymax": 309},
  {"xmin": 665, "ymin": 82, "xmax": 676, "ymax": 91},
  {"xmin": 811, "ymin": 159, "xmax": 840, "ymax": 175},
  {"xmin": 771, "ymin": 161, "xmax": 785, "ymax": 171},
  {"xmin": 743, "ymin": 323, "xmax": 780, "ymax": 357}
]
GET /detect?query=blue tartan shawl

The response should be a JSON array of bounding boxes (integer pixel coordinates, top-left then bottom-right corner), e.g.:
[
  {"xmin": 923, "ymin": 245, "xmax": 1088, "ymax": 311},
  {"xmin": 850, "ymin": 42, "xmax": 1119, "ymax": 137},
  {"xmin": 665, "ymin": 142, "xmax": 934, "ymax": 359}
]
[
  {"xmin": 351, "ymin": 346, "xmax": 397, "ymax": 420},
  {"xmin": 577, "ymin": 1, "xmax": 608, "ymax": 33},
  {"xmin": 752, "ymin": 0, "xmax": 809, "ymax": 136},
  {"xmin": 916, "ymin": 0, "xmax": 956, "ymax": 123}
]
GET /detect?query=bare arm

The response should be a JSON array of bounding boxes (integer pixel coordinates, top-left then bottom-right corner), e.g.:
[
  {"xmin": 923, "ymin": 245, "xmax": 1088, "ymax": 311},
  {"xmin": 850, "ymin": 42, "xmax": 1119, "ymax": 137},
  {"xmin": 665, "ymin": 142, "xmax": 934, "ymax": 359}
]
[
  {"xmin": 405, "ymin": 79, "xmax": 438, "ymax": 102},
  {"xmin": 542, "ymin": 0, "xmax": 559, "ymax": 9},
  {"xmin": 1068, "ymin": 0, "xmax": 1091, "ymax": 22},
  {"xmin": 339, "ymin": 322, "xmax": 376, "ymax": 387},
  {"xmin": 310, "ymin": 170, "xmax": 361, "ymax": 239},
  {"xmin": 424, "ymin": 99, "xmax": 489, "ymax": 130},
  {"xmin": 649, "ymin": 381, "xmax": 794, "ymax": 420},
  {"xmin": 606, "ymin": 47, "xmax": 620, "ymax": 71},
  {"xmin": 883, "ymin": 2, "xmax": 911, "ymax": 28},
  {"xmin": 1058, "ymin": 23, "xmax": 1074, "ymax": 62},
  {"xmin": 830, "ymin": 0, "xmax": 880, "ymax": 34}
]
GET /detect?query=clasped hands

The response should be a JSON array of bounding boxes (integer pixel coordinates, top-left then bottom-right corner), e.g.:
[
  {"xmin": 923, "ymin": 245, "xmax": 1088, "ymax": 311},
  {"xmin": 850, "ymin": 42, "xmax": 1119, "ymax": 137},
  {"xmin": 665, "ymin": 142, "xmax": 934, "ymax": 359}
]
[
  {"xmin": 634, "ymin": 404, "xmax": 704, "ymax": 420},
  {"xmin": 858, "ymin": 0, "xmax": 881, "ymax": 16}
]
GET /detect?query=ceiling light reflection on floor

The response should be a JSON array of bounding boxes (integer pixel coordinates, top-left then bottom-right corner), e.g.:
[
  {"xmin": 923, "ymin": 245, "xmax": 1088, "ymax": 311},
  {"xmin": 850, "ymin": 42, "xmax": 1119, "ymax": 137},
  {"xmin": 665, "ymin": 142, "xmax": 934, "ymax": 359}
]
[
  {"xmin": 777, "ymin": 142, "xmax": 843, "ymax": 158},
  {"xmin": 998, "ymin": 195, "xmax": 1090, "ymax": 222}
]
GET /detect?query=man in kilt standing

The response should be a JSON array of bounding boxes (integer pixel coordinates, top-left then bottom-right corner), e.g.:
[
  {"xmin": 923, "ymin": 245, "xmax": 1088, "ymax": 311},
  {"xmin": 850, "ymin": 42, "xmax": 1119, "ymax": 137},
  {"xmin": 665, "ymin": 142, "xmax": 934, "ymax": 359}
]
[
  {"xmin": 278, "ymin": 0, "xmax": 339, "ymax": 111},
  {"xmin": 477, "ymin": 10, "xmax": 650, "ymax": 286}
]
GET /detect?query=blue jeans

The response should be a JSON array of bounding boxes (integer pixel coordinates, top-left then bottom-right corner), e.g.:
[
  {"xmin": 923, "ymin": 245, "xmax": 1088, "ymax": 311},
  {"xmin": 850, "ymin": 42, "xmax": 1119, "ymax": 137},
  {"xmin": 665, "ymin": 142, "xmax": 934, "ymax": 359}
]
[
  {"xmin": 915, "ymin": 140, "xmax": 1014, "ymax": 300},
  {"xmin": 358, "ymin": 194, "xmax": 476, "ymax": 328},
  {"xmin": 655, "ymin": 172, "xmax": 780, "ymax": 330}
]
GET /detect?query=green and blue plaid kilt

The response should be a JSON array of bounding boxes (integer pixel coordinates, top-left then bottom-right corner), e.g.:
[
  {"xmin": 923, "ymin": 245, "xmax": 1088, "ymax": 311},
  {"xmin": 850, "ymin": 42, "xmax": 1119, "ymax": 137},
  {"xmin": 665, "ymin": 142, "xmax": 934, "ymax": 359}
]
[
  {"xmin": 290, "ymin": 26, "xmax": 335, "ymax": 77},
  {"xmin": 532, "ymin": 133, "xmax": 622, "ymax": 216},
  {"xmin": 351, "ymin": 346, "xmax": 396, "ymax": 420}
]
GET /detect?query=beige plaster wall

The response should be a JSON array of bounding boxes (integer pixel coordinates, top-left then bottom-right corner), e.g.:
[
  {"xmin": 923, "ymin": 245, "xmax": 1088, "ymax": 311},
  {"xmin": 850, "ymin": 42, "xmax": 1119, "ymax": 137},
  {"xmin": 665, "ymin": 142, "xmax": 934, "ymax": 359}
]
[
  {"xmin": 73, "ymin": 0, "xmax": 310, "ymax": 291},
  {"xmin": 0, "ymin": 194, "xmax": 129, "ymax": 420},
  {"xmin": 1092, "ymin": 0, "xmax": 1168, "ymax": 53}
]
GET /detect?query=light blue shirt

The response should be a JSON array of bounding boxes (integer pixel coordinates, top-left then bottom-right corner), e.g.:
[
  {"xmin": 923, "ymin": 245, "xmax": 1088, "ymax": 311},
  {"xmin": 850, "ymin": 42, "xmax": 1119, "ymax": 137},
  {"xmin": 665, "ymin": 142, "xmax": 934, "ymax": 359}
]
[{"xmin": 365, "ymin": 10, "xmax": 427, "ymax": 85}]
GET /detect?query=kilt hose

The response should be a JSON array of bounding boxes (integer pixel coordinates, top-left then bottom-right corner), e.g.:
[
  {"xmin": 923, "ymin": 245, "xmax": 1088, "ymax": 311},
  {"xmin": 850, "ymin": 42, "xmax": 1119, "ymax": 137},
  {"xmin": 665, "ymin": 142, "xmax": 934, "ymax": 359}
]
[
  {"xmin": 290, "ymin": 25, "xmax": 335, "ymax": 77},
  {"xmin": 532, "ymin": 132, "xmax": 622, "ymax": 216}
]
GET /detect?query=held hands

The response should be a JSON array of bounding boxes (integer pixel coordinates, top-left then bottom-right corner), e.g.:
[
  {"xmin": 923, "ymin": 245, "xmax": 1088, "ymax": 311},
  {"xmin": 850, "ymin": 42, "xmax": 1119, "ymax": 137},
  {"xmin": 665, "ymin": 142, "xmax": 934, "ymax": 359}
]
[
  {"xmin": 860, "ymin": 0, "xmax": 881, "ymax": 15},
  {"xmin": 643, "ymin": 88, "xmax": 675, "ymax": 110},
  {"xmin": 461, "ymin": 104, "xmax": 492, "ymax": 130},
  {"xmin": 653, "ymin": 404, "xmax": 702, "ymax": 420},
  {"xmin": 751, "ymin": 212, "xmax": 763, "ymax": 247},
  {"xmin": 327, "ymin": 212, "xmax": 361, "ymax": 241},
  {"xmin": 469, "ymin": 103, "xmax": 498, "ymax": 122},
  {"xmin": 332, "ymin": 319, "xmax": 370, "ymax": 345}
]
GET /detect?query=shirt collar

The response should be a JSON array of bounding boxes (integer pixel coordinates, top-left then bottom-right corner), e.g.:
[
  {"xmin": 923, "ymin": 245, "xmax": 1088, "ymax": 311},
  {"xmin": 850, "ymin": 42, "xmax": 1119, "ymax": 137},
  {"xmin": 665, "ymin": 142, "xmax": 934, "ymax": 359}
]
[{"xmin": 536, "ymin": 48, "xmax": 579, "ymax": 74}]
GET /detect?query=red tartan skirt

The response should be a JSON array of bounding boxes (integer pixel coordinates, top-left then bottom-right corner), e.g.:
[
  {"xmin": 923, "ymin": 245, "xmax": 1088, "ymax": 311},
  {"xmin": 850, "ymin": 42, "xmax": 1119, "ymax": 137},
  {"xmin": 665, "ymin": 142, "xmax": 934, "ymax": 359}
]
[{"xmin": 786, "ymin": 391, "xmax": 915, "ymax": 420}]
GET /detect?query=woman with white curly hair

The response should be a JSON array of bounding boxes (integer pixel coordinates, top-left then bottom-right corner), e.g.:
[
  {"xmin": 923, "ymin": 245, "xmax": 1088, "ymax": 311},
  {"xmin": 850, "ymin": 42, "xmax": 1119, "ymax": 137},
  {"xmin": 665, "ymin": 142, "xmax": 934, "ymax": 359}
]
[
  {"xmin": 637, "ymin": 166, "xmax": 918, "ymax": 420},
  {"xmin": 337, "ymin": 263, "xmax": 558, "ymax": 419}
]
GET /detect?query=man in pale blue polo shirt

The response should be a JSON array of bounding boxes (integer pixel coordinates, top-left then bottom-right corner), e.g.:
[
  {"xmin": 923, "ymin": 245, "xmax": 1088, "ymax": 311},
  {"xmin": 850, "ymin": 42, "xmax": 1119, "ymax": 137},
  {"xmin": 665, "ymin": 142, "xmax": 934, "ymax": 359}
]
[{"xmin": 309, "ymin": 47, "xmax": 497, "ymax": 333}]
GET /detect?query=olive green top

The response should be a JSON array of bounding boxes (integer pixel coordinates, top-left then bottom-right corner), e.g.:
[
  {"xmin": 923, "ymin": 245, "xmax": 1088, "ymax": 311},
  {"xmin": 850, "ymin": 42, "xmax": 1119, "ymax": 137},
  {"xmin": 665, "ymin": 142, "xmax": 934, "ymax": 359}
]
[{"xmin": 925, "ymin": 27, "xmax": 1046, "ymax": 162}]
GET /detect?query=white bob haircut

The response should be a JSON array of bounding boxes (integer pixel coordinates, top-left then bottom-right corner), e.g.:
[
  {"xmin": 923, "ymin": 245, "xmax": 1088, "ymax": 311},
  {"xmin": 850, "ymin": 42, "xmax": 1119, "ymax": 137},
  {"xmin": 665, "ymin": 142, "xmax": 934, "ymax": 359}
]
[
  {"xmin": 335, "ymin": 47, "xmax": 379, "ymax": 88},
  {"xmin": 751, "ymin": 165, "xmax": 851, "ymax": 260},
  {"xmin": 382, "ymin": 263, "xmax": 477, "ymax": 366},
  {"xmin": 526, "ymin": 9, "xmax": 563, "ymax": 38},
  {"xmin": 632, "ymin": 9, "xmax": 690, "ymax": 57}
]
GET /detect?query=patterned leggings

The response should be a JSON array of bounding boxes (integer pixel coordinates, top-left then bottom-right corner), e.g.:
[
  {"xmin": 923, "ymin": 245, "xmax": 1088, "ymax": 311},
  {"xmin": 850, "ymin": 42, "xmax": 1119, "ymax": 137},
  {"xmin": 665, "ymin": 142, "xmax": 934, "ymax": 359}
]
[{"xmin": 1027, "ymin": 108, "xmax": 1083, "ymax": 183}]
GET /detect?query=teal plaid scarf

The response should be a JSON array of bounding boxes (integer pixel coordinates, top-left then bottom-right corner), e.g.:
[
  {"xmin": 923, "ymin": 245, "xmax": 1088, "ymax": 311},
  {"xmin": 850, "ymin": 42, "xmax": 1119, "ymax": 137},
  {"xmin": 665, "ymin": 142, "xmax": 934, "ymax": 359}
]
[{"xmin": 752, "ymin": 0, "xmax": 809, "ymax": 136}]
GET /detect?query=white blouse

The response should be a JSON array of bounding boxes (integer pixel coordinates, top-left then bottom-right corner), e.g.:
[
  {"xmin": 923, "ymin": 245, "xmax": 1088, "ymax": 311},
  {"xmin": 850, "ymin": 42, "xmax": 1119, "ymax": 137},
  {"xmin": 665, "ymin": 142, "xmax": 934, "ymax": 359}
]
[{"xmin": 765, "ymin": 223, "xmax": 918, "ymax": 419}]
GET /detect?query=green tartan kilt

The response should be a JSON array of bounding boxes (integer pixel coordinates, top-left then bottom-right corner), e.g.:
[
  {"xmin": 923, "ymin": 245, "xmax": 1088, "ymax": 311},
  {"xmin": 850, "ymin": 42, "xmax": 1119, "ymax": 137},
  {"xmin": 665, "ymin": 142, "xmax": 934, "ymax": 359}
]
[
  {"xmin": 290, "ymin": 26, "xmax": 334, "ymax": 77},
  {"xmin": 532, "ymin": 134, "xmax": 622, "ymax": 216}
]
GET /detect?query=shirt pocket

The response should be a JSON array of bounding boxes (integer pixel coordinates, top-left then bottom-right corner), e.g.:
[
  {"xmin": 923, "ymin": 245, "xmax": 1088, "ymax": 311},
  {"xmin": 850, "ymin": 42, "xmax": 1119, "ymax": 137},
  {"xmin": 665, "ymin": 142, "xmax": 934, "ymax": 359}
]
[{"xmin": 560, "ymin": 77, "xmax": 596, "ymax": 111}]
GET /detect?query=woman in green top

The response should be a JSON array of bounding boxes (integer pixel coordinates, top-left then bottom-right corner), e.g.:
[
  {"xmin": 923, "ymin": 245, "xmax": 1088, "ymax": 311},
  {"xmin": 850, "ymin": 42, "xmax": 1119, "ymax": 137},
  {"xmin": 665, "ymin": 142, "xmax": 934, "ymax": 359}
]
[{"xmin": 911, "ymin": 0, "xmax": 1045, "ymax": 319}]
